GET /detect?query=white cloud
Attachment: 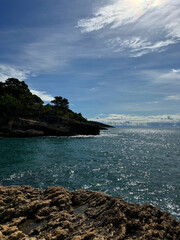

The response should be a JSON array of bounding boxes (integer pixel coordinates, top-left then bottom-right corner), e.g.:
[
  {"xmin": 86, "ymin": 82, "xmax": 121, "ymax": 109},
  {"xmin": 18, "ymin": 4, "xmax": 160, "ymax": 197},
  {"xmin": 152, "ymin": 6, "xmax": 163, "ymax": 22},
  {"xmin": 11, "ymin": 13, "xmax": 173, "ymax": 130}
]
[
  {"xmin": 142, "ymin": 69, "xmax": 180, "ymax": 85},
  {"xmin": 172, "ymin": 69, "xmax": 180, "ymax": 73},
  {"xmin": 22, "ymin": 32, "xmax": 68, "ymax": 72},
  {"xmin": 17, "ymin": 26, "xmax": 106, "ymax": 73},
  {"xmin": 0, "ymin": 26, "xmax": 90, "ymax": 75},
  {"xmin": 78, "ymin": 0, "xmax": 168, "ymax": 32},
  {"xmin": 0, "ymin": 64, "xmax": 53, "ymax": 102},
  {"xmin": 78, "ymin": 0, "xmax": 180, "ymax": 57},
  {"xmin": 89, "ymin": 113, "xmax": 180, "ymax": 126},
  {"xmin": 0, "ymin": 64, "xmax": 30, "ymax": 82},
  {"xmin": 157, "ymin": 69, "xmax": 180, "ymax": 84},
  {"xmin": 30, "ymin": 89, "xmax": 54, "ymax": 102},
  {"xmin": 147, "ymin": 101, "xmax": 159, "ymax": 104},
  {"xmin": 107, "ymin": 37, "xmax": 176, "ymax": 57},
  {"xmin": 164, "ymin": 95, "xmax": 180, "ymax": 101},
  {"xmin": 89, "ymin": 87, "xmax": 98, "ymax": 92}
]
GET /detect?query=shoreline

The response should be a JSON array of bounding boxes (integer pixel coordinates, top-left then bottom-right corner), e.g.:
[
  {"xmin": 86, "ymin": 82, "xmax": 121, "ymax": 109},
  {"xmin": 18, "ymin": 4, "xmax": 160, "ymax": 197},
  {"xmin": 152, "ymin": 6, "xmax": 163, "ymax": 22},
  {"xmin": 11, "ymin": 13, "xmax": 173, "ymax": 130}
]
[
  {"xmin": 0, "ymin": 117, "xmax": 102, "ymax": 138},
  {"xmin": 0, "ymin": 185, "xmax": 179, "ymax": 239}
]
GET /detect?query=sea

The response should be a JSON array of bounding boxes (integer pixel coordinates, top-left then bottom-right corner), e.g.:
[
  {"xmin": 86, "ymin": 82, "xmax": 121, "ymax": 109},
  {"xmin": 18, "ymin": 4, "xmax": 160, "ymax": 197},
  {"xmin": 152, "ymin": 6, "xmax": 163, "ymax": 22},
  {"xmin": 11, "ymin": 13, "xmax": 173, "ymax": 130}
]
[{"xmin": 0, "ymin": 128, "xmax": 179, "ymax": 220}]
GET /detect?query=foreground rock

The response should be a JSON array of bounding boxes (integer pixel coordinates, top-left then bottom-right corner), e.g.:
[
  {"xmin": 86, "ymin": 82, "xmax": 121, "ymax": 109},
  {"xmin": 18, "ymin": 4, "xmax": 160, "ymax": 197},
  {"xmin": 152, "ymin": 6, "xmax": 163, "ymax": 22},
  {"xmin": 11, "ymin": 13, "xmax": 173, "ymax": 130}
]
[{"xmin": 0, "ymin": 185, "xmax": 179, "ymax": 240}]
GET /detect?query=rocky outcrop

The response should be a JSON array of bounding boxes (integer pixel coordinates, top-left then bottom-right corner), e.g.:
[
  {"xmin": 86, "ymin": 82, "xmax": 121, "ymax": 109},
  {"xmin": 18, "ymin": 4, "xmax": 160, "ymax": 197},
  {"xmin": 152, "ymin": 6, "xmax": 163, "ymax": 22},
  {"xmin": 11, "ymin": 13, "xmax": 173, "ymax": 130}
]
[
  {"xmin": 0, "ymin": 116, "xmax": 100, "ymax": 137},
  {"xmin": 87, "ymin": 121, "xmax": 114, "ymax": 130},
  {"xmin": 0, "ymin": 185, "xmax": 179, "ymax": 240}
]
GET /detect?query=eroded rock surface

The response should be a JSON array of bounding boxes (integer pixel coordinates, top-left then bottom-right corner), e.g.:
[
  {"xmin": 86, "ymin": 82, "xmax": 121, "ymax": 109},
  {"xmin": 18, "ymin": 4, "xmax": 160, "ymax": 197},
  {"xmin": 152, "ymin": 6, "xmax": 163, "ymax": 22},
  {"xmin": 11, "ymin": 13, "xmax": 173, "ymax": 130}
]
[{"xmin": 0, "ymin": 185, "xmax": 179, "ymax": 239}]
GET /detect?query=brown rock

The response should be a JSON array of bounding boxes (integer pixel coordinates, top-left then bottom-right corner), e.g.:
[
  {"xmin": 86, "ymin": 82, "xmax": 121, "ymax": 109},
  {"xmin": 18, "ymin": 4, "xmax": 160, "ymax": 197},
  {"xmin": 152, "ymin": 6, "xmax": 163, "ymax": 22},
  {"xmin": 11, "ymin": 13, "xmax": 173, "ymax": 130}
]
[
  {"xmin": 8, "ymin": 231, "xmax": 26, "ymax": 240},
  {"xmin": 0, "ymin": 231, "xmax": 7, "ymax": 240},
  {"xmin": 0, "ymin": 185, "xmax": 179, "ymax": 240},
  {"xmin": 72, "ymin": 236, "xmax": 82, "ymax": 240}
]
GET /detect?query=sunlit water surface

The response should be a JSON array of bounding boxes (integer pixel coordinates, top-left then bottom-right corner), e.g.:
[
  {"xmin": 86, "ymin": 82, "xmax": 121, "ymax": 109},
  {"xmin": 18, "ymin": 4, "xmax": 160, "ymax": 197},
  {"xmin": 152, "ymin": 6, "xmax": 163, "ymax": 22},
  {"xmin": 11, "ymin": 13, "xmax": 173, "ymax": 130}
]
[{"xmin": 0, "ymin": 128, "xmax": 179, "ymax": 220}]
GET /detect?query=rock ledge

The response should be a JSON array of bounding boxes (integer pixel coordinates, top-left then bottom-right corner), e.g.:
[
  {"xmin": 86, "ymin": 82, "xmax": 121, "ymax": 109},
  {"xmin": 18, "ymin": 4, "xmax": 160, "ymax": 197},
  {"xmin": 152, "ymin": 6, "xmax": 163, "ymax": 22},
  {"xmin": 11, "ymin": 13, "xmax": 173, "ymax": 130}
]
[{"xmin": 0, "ymin": 185, "xmax": 179, "ymax": 240}]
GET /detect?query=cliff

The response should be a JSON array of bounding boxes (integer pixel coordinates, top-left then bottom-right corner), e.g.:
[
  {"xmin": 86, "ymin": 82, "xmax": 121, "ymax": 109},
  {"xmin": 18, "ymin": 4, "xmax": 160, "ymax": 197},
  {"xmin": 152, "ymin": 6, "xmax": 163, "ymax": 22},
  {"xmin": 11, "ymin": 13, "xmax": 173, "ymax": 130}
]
[
  {"xmin": 0, "ymin": 116, "xmax": 100, "ymax": 137},
  {"xmin": 0, "ymin": 78, "xmax": 101, "ymax": 137},
  {"xmin": 0, "ymin": 185, "xmax": 179, "ymax": 239}
]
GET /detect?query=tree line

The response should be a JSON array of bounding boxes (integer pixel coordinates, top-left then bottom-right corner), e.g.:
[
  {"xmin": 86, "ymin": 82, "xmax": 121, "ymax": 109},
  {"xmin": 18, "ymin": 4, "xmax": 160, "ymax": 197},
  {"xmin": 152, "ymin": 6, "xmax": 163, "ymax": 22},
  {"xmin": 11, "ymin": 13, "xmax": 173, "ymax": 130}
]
[{"xmin": 0, "ymin": 78, "xmax": 86, "ymax": 122}]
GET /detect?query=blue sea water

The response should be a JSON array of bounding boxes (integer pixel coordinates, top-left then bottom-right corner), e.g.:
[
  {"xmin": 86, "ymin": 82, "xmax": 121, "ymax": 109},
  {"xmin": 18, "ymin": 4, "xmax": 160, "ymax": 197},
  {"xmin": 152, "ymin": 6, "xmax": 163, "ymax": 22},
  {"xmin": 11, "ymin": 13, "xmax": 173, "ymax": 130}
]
[{"xmin": 0, "ymin": 128, "xmax": 179, "ymax": 220}]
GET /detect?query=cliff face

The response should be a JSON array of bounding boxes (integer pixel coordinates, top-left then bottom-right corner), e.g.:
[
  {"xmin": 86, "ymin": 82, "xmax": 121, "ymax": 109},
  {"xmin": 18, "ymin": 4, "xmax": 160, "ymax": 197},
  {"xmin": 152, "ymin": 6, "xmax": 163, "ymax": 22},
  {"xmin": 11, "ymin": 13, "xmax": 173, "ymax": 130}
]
[
  {"xmin": 0, "ymin": 116, "xmax": 100, "ymax": 137},
  {"xmin": 0, "ymin": 185, "xmax": 179, "ymax": 240}
]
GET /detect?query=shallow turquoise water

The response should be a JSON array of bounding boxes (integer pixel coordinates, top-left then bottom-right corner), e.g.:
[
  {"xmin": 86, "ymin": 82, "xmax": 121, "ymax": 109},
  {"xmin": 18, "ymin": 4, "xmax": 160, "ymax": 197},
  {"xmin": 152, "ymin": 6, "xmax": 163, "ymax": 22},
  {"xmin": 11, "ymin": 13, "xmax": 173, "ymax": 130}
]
[{"xmin": 0, "ymin": 128, "xmax": 180, "ymax": 219}]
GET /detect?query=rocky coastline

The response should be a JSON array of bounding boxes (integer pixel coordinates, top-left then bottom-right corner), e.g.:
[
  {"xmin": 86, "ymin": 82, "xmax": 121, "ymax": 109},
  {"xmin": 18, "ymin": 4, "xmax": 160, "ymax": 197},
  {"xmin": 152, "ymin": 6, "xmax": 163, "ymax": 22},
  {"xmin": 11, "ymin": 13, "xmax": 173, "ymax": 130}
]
[
  {"xmin": 0, "ymin": 185, "xmax": 179, "ymax": 240},
  {"xmin": 0, "ymin": 78, "xmax": 112, "ymax": 138},
  {"xmin": 0, "ymin": 117, "xmax": 102, "ymax": 138}
]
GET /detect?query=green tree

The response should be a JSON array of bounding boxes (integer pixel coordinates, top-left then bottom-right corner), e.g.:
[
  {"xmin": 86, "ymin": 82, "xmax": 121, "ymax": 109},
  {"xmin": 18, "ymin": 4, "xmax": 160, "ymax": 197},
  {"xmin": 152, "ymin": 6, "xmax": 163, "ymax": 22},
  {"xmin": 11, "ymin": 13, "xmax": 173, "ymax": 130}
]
[
  {"xmin": 44, "ymin": 103, "xmax": 55, "ymax": 115},
  {"xmin": 0, "ymin": 82, "xmax": 4, "ymax": 95},
  {"xmin": 51, "ymin": 96, "xmax": 69, "ymax": 114},
  {"xmin": 72, "ymin": 112, "xmax": 87, "ymax": 122},
  {"xmin": 0, "ymin": 78, "xmax": 44, "ymax": 117},
  {"xmin": 0, "ymin": 78, "xmax": 86, "ymax": 122},
  {"xmin": 22, "ymin": 94, "xmax": 44, "ymax": 116},
  {"xmin": 0, "ymin": 94, "xmax": 22, "ymax": 117},
  {"xmin": 3, "ymin": 78, "xmax": 30, "ymax": 98}
]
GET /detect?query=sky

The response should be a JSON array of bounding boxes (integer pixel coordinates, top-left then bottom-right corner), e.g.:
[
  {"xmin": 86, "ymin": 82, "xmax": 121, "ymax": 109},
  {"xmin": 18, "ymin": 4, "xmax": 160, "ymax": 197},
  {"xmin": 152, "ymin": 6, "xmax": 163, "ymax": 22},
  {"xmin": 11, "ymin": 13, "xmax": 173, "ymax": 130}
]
[{"xmin": 0, "ymin": 0, "xmax": 180, "ymax": 126}]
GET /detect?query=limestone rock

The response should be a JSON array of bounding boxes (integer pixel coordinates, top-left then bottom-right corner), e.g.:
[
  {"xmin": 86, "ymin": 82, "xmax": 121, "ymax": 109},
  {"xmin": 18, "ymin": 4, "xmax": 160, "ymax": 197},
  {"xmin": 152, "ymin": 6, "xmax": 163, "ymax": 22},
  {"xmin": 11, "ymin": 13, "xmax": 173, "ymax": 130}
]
[{"xmin": 0, "ymin": 185, "xmax": 179, "ymax": 239}]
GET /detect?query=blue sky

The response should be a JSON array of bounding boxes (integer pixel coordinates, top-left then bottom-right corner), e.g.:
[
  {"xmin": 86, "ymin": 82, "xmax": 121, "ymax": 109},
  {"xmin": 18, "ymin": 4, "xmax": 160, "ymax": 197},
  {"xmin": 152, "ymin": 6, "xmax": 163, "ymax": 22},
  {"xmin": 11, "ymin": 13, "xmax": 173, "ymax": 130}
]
[{"xmin": 0, "ymin": 0, "xmax": 180, "ymax": 125}]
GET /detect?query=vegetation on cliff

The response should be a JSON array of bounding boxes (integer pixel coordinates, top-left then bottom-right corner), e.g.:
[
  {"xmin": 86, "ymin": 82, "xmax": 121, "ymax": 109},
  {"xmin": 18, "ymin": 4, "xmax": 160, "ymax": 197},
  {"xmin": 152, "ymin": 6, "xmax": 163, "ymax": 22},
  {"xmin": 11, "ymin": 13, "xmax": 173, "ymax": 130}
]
[
  {"xmin": 0, "ymin": 78, "xmax": 101, "ymax": 137},
  {"xmin": 0, "ymin": 78, "xmax": 86, "ymax": 122}
]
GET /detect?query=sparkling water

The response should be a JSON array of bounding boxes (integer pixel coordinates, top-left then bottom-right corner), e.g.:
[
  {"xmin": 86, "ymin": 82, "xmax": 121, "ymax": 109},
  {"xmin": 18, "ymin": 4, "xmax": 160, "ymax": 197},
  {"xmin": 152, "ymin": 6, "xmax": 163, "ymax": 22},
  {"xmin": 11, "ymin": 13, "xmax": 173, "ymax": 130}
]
[{"xmin": 0, "ymin": 128, "xmax": 179, "ymax": 220}]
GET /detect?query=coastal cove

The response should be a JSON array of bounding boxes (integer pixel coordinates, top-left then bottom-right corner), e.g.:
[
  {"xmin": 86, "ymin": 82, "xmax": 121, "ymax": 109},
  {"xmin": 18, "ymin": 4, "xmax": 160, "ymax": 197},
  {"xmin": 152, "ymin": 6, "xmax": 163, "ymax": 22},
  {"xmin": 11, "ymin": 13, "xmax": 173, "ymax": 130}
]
[
  {"xmin": 0, "ymin": 128, "xmax": 179, "ymax": 221},
  {"xmin": 1, "ymin": 0, "xmax": 180, "ymax": 238}
]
